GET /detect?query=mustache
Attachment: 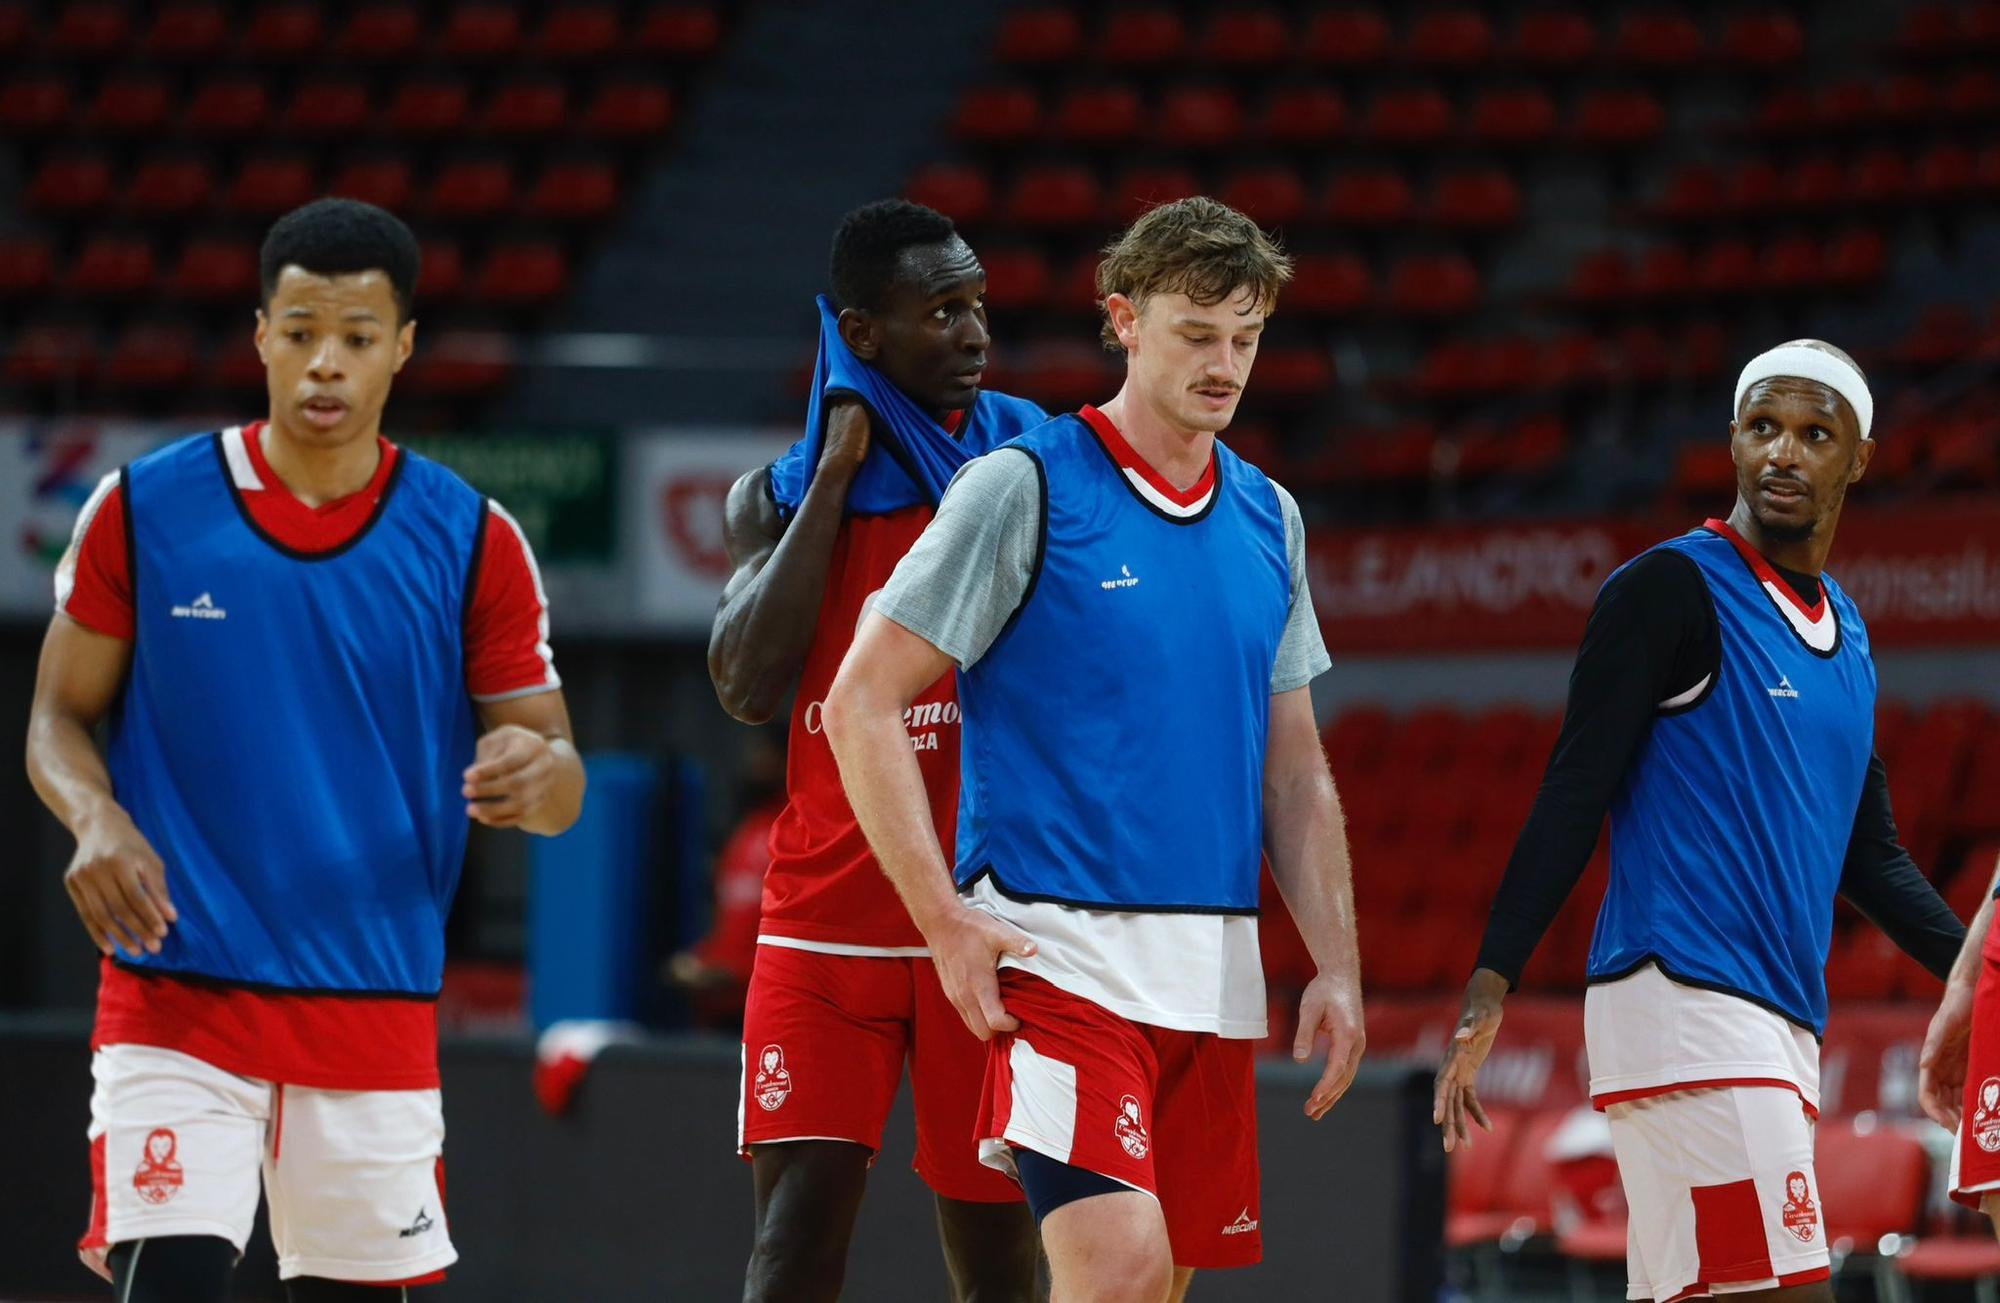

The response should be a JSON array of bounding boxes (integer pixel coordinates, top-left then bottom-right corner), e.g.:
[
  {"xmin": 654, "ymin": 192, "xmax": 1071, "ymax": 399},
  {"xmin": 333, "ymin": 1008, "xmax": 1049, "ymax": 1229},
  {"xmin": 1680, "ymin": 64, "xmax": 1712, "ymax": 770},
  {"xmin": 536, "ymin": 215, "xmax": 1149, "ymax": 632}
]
[{"xmin": 1759, "ymin": 471, "xmax": 1809, "ymax": 490}]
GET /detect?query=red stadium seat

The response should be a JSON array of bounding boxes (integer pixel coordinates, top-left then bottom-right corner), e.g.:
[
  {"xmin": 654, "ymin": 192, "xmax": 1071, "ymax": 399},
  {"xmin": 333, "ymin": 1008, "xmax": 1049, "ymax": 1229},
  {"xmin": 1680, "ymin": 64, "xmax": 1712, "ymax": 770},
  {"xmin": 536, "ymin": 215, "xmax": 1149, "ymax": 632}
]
[
  {"xmin": 1567, "ymin": 249, "xmax": 1630, "ymax": 304},
  {"xmin": 534, "ymin": 5, "xmax": 620, "ymax": 60},
  {"xmin": 436, "ymin": 3, "xmax": 519, "ymax": 58},
  {"xmin": 1825, "ymin": 229, "xmax": 1886, "ymax": 286},
  {"xmin": 26, "ymin": 155, "xmax": 115, "ymax": 214},
  {"xmin": 1762, "ymin": 234, "xmax": 1823, "ymax": 289},
  {"xmin": 472, "ymin": 242, "xmax": 569, "ymax": 304},
  {"xmin": 1258, "ymin": 85, "xmax": 1345, "ymax": 144},
  {"xmin": 1754, "ymin": 86, "xmax": 1814, "ymax": 135},
  {"xmin": 47, "ymin": 0, "xmax": 129, "ymax": 56},
  {"xmin": 1003, "ymin": 339, "xmax": 1115, "ymax": 408},
  {"xmin": 282, "ymin": 80, "xmax": 372, "ymax": 135},
  {"xmin": 165, "ymin": 239, "xmax": 259, "ymax": 300},
  {"xmin": 402, "ymin": 330, "xmax": 514, "ymax": 394},
  {"xmin": 1103, "ymin": 166, "xmax": 1199, "ymax": 224},
  {"xmin": 1005, "ymin": 164, "xmax": 1102, "ymax": 228},
  {"xmin": 1504, "ymin": 10, "xmax": 1595, "ymax": 67},
  {"xmin": 185, "ymin": 79, "xmax": 272, "ymax": 136},
  {"xmin": 1724, "ymin": 159, "xmax": 1782, "ymax": 213},
  {"xmin": 1363, "ymin": 86, "xmax": 1453, "ymax": 144},
  {"xmin": 1817, "ymin": 1122, "xmax": 1928, "ymax": 1250},
  {"xmin": 1653, "ymin": 163, "xmax": 1726, "ymax": 221},
  {"xmin": 482, "ymin": 81, "xmax": 568, "ymax": 135},
  {"xmin": 1896, "ymin": 3, "xmax": 1959, "ymax": 55},
  {"xmin": 1899, "ymin": 1235, "xmax": 2000, "ymax": 1293},
  {"xmin": 1322, "ymin": 170, "xmax": 1415, "ymax": 226},
  {"xmin": 223, "ymin": 157, "xmax": 317, "ymax": 217},
  {"xmin": 1405, "ymin": 9, "xmax": 1493, "ymax": 66},
  {"xmin": 905, "ymin": 163, "xmax": 992, "ymax": 224},
  {"xmin": 0, "ymin": 0, "xmax": 27, "ymax": 54},
  {"xmin": 1096, "ymin": 7, "xmax": 1184, "ymax": 65},
  {"xmin": 974, "ymin": 248, "xmax": 1051, "ymax": 311},
  {"xmin": 1573, "ymin": 89, "xmax": 1665, "ymax": 145},
  {"xmin": 416, "ymin": 241, "xmax": 465, "ymax": 302},
  {"xmin": 1156, "ymin": 85, "xmax": 1245, "ymax": 147},
  {"xmin": 1450, "ymin": 1109, "xmax": 1563, "ymax": 1245},
  {"xmin": 0, "ymin": 237, "xmax": 54, "ymax": 298},
  {"xmin": 1429, "ymin": 170, "xmax": 1521, "ymax": 229},
  {"xmin": 1303, "ymin": 8, "xmax": 1390, "ymax": 66},
  {"xmin": 66, "ymin": 236, "xmax": 156, "ymax": 297},
  {"xmin": 1852, "ymin": 150, "xmax": 1914, "ymax": 206},
  {"xmin": 386, "ymin": 80, "xmax": 471, "ymax": 135},
  {"xmin": 1915, "ymin": 143, "xmax": 1977, "ymax": 199},
  {"xmin": 1252, "ymin": 345, "xmax": 1333, "ymax": 397},
  {"xmin": 336, "ymin": 5, "xmax": 421, "ymax": 59},
  {"xmin": 1692, "ymin": 238, "xmax": 1758, "ymax": 296},
  {"xmin": 1052, "ymin": 252, "xmax": 1102, "ymax": 314},
  {"xmin": 0, "ymin": 76, "xmax": 71, "ymax": 133},
  {"xmin": 328, "ymin": 158, "xmax": 414, "ymax": 211},
  {"xmin": 426, "ymin": 159, "xmax": 515, "ymax": 219},
  {"xmin": 633, "ymin": 4, "xmax": 720, "ymax": 58},
  {"xmin": 1944, "ymin": 68, "xmax": 2000, "ymax": 119},
  {"xmin": 1285, "ymin": 253, "xmax": 1372, "ymax": 316},
  {"xmin": 581, "ymin": 83, "xmax": 673, "ymax": 138},
  {"xmin": 1468, "ymin": 86, "xmax": 1558, "ymax": 145},
  {"xmin": 524, "ymin": 161, "xmax": 619, "ymax": 221},
  {"xmin": 1634, "ymin": 244, "xmax": 1695, "ymax": 299},
  {"xmin": 1203, "ymin": 7, "xmax": 1288, "ymax": 66},
  {"xmin": 1384, "ymin": 253, "xmax": 1480, "ymax": 316},
  {"xmin": 953, "ymin": 84, "xmax": 1040, "ymax": 144},
  {"xmin": 104, "ymin": 324, "xmax": 199, "ymax": 389},
  {"xmin": 143, "ymin": 1, "xmax": 225, "ymax": 58},
  {"xmin": 1880, "ymin": 74, "xmax": 1938, "ymax": 124},
  {"xmin": 1217, "ymin": 168, "xmax": 1307, "ymax": 228},
  {"xmin": 1609, "ymin": 11, "xmax": 1703, "ymax": 67},
  {"xmin": 1051, "ymin": 84, "xmax": 1143, "ymax": 145},
  {"xmin": 84, "ymin": 76, "xmax": 174, "ymax": 134},
  {"xmin": 1444, "ymin": 1106, "xmax": 1523, "ymax": 1247},
  {"xmin": 1814, "ymin": 79, "xmax": 1877, "ymax": 130},
  {"xmin": 240, "ymin": 2, "xmax": 321, "ymax": 58},
  {"xmin": 6, "ymin": 322, "xmax": 98, "ymax": 385},
  {"xmin": 994, "ymin": 6, "xmax": 1082, "ymax": 64},
  {"xmin": 123, "ymin": 157, "xmax": 214, "ymax": 215}
]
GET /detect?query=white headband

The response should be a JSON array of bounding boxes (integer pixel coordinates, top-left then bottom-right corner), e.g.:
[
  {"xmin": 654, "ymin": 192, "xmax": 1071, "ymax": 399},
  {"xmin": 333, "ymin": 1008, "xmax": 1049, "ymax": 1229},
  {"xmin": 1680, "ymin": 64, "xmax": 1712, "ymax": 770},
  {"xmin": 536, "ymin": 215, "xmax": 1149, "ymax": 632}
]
[{"xmin": 1733, "ymin": 345, "xmax": 1874, "ymax": 440}]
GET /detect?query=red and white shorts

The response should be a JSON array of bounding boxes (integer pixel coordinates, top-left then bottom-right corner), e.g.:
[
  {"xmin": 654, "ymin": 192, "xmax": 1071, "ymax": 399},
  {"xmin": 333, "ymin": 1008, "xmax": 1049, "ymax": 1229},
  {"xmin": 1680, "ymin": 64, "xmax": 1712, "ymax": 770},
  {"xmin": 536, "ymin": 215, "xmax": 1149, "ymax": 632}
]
[
  {"xmin": 974, "ymin": 970, "xmax": 1261, "ymax": 1270},
  {"xmin": 1605, "ymin": 1085, "xmax": 1830, "ymax": 1301},
  {"xmin": 80, "ymin": 1044, "xmax": 453, "ymax": 1284},
  {"xmin": 1951, "ymin": 949, "xmax": 2000, "ymax": 1209},
  {"xmin": 737, "ymin": 944, "xmax": 1020, "ymax": 1203}
]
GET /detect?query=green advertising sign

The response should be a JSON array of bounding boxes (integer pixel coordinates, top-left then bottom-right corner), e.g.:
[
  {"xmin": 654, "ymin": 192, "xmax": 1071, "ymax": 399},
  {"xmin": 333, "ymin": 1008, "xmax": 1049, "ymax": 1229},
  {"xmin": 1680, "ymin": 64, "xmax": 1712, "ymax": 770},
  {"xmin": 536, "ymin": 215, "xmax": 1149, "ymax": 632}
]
[{"xmin": 406, "ymin": 432, "xmax": 616, "ymax": 564}]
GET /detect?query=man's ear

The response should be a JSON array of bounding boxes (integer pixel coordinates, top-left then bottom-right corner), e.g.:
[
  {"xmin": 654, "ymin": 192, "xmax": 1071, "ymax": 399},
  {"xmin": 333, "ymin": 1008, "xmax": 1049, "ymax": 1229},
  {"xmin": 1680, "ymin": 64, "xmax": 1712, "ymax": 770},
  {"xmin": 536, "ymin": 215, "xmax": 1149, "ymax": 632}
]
[
  {"xmin": 1106, "ymin": 293, "xmax": 1141, "ymax": 354},
  {"xmin": 253, "ymin": 308, "xmax": 269, "ymax": 364},
  {"xmin": 393, "ymin": 318, "xmax": 416, "ymax": 374},
  {"xmin": 1849, "ymin": 435, "xmax": 1875, "ymax": 485},
  {"xmin": 837, "ymin": 307, "xmax": 880, "ymax": 361}
]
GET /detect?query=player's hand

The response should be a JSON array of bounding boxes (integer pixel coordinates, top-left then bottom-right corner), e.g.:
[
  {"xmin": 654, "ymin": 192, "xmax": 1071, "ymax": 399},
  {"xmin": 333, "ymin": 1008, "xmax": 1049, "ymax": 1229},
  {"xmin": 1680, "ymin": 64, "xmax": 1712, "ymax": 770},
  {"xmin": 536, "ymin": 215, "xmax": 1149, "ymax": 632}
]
[
  {"xmin": 464, "ymin": 724, "xmax": 558, "ymax": 827},
  {"xmin": 820, "ymin": 399, "xmax": 872, "ymax": 475},
  {"xmin": 927, "ymin": 906, "xmax": 1037, "ymax": 1041},
  {"xmin": 64, "ymin": 808, "xmax": 176, "ymax": 958},
  {"xmin": 1920, "ymin": 976, "xmax": 1977, "ymax": 1133},
  {"xmin": 1296, "ymin": 971, "xmax": 1366, "ymax": 1121},
  {"xmin": 1433, "ymin": 968, "xmax": 1508, "ymax": 1153}
]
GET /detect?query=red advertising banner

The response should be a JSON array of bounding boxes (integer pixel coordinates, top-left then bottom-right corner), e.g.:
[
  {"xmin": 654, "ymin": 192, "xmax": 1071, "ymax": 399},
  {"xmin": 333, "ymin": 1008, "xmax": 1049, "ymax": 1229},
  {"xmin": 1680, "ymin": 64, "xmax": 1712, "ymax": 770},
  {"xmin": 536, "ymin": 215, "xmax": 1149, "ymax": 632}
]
[{"xmin": 1307, "ymin": 505, "xmax": 2000, "ymax": 652}]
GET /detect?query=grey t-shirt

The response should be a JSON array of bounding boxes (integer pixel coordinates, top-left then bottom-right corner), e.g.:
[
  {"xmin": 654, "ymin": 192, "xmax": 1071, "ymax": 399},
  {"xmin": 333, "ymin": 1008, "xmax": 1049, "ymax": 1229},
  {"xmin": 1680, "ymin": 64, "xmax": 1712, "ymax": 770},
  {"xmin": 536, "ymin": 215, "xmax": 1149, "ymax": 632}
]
[{"xmin": 873, "ymin": 447, "xmax": 1331, "ymax": 691}]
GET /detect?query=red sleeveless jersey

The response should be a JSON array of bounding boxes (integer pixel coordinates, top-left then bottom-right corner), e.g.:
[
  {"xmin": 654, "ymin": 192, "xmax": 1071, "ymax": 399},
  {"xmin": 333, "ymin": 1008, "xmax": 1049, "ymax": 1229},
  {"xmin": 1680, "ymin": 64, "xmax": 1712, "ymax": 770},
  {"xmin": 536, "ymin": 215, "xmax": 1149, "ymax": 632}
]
[{"xmin": 761, "ymin": 506, "xmax": 962, "ymax": 950}]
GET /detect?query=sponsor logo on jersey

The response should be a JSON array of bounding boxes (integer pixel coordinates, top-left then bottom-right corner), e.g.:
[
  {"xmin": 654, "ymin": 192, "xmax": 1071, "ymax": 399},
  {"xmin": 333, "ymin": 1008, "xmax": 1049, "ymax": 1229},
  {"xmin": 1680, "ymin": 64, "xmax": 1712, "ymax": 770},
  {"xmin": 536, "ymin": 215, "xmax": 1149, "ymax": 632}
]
[
  {"xmin": 398, "ymin": 1206, "xmax": 437, "ymax": 1239},
  {"xmin": 802, "ymin": 698, "xmax": 961, "ymax": 752},
  {"xmin": 170, "ymin": 591, "xmax": 227, "ymax": 620},
  {"xmin": 1767, "ymin": 674, "xmax": 1799, "ymax": 699},
  {"xmin": 1114, "ymin": 1094, "xmax": 1149, "ymax": 1160},
  {"xmin": 1100, "ymin": 565, "xmax": 1140, "ymax": 590},
  {"xmin": 132, "ymin": 1127, "xmax": 184, "ymax": 1205},
  {"xmin": 753, "ymin": 1044, "xmax": 794, "ymax": 1111},
  {"xmin": 1974, "ymin": 1076, "xmax": 2000, "ymax": 1153},
  {"xmin": 1221, "ymin": 1207, "xmax": 1259, "ymax": 1235},
  {"xmin": 1780, "ymin": 1170, "xmax": 1818, "ymax": 1243}
]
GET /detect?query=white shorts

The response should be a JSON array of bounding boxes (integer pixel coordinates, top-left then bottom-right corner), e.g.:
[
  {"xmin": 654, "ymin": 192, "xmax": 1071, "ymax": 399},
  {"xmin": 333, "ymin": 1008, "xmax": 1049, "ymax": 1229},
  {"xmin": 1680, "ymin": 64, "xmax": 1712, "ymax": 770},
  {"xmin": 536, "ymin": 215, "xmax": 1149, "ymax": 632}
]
[
  {"xmin": 1605, "ymin": 1086, "xmax": 1831, "ymax": 1301},
  {"xmin": 81, "ymin": 1044, "xmax": 457, "ymax": 1284}
]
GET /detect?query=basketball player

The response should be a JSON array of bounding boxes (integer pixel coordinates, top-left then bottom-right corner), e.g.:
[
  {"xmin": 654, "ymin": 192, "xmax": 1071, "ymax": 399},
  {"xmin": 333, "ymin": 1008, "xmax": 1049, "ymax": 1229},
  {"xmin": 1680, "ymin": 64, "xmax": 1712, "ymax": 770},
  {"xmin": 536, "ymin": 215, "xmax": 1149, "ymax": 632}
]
[
  {"xmin": 1433, "ymin": 341, "xmax": 1965, "ymax": 1301},
  {"xmin": 708, "ymin": 200, "xmax": 1046, "ymax": 1302},
  {"xmin": 27, "ymin": 199, "xmax": 584, "ymax": 1300},
  {"xmin": 1915, "ymin": 849, "xmax": 2000, "ymax": 1225},
  {"xmin": 823, "ymin": 197, "xmax": 1366, "ymax": 1303}
]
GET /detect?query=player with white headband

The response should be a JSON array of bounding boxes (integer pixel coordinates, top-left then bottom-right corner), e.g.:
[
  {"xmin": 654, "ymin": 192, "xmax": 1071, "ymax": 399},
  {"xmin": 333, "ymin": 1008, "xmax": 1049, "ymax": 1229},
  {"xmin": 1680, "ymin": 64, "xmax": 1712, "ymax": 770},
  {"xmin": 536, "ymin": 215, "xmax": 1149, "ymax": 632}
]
[{"xmin": 1435, "ymin": 339, "xmax": 1963, "ymax": 1302}]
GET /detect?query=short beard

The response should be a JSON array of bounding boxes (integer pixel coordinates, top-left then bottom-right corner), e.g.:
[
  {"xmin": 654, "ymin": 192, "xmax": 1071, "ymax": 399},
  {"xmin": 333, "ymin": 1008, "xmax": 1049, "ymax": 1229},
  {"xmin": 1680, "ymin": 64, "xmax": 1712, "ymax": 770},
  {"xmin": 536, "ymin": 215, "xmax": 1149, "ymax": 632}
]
[{"xmin": 1752, "ymin": 506, "xmax": 1817, "ymax": 543}]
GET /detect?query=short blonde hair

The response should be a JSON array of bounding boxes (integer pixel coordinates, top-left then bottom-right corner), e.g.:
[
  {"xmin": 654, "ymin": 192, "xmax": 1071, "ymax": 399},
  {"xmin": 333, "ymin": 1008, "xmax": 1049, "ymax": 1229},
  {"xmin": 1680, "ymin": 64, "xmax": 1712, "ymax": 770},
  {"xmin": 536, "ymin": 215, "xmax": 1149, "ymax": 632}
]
[{"xmin": 1094, "ymin": 197, "xmax": 1293, "ymax": 351}]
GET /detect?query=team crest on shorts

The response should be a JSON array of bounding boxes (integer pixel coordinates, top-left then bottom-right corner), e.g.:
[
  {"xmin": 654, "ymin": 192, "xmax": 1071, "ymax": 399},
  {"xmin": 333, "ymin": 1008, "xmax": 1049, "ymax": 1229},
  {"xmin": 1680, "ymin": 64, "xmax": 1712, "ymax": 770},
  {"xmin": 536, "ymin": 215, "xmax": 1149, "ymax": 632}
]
[
  {"xmin": 1974, "ymin": 1077, "xmax": 2000, "ymax": 1153},
  {"xmin": 1780, "ymin": 1170, "xmax": 1818, "ymax": 1243},
  {"xmin": 753, "ymin": 1044, "xmax": 793, "ymax": 1111},
  {"xmin": 132, "ymin": 1128, "xmax": 184, "ymax": 1205},
  {"xmin": 1114, "ymin": 1095, "xmax": 1150, "ymax": 1160}
]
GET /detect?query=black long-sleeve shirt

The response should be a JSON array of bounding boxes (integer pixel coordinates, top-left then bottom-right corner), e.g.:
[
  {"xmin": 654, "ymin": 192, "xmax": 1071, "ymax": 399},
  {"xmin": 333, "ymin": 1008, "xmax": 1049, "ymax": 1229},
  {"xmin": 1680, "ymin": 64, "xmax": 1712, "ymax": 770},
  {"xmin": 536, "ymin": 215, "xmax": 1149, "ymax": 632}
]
[{"xmin": 1475, "ymin": 547, "xmax": 1966, "ymax": 991}]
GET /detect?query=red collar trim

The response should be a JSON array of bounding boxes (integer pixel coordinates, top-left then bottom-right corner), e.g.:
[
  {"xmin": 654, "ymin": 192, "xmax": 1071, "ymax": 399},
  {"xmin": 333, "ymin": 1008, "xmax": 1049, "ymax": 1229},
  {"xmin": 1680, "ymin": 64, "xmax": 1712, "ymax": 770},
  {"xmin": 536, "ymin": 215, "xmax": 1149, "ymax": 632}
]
[
  {"xmin": 244, "ymin": 421, "xmax": 399, "ymax": 514},
  {"xmin": 1703, "ymin": 517, "xmax": 1826, "ymax": 621},
  {"xmin": 941, "ymin": 408, "xmax": 964, "ymax": 435},
  {"xmin": 1078, "ymin": 405, "xmax": 1216, "ymax": 508}
]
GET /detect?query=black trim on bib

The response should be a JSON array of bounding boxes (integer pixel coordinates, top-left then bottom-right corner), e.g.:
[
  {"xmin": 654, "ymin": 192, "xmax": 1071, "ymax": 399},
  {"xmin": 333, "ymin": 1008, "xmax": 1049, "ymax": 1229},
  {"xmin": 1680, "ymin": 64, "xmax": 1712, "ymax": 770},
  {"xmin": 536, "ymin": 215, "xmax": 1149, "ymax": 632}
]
[
  {"xmin": 1587, "ymin": 955, "xmax": 1822, "ymax": 1040},
  {"xmin": 958, "ymin": 863, "xmax": 1261, "ymax": 917},
  {"xmin": 211, "ymin": 430, "xmax": 407, "ymax": 562},
  {"xmin": 111, "ymin": 956, "xmax": 442, "ymax": 1003}
]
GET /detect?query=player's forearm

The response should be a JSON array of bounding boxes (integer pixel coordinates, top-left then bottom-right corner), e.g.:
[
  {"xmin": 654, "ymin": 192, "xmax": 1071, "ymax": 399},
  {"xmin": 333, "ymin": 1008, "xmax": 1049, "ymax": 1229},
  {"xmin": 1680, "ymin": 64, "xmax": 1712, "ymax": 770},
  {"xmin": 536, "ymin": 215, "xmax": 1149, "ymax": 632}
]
[
  {"xmin": 708, "ymin": 465, "xmax": 857, "ymax": 723},
  {"xmin": 518, "ymin": 738, "xmax": 586, "ymax": 836},
  {"xmin": 822, "ymin": 679, "xmax": 962, "ymax": 934},
  {"xmin": 1264, "ymin": 760, "xmax": 1361, "ymax": 984},
  {"xmin": 26, "ymin": 705, "xmax": 126, "ymax": 840}
]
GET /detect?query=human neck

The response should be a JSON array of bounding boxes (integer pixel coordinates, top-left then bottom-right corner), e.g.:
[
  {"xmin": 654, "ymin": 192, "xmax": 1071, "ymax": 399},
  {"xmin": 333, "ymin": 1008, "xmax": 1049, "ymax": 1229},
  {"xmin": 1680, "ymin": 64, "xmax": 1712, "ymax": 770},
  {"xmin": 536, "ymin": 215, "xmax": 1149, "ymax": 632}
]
[
  {"xmin": 1723, "ymin": 499, "xmax": 1834, "ymax": 577},
  {"xmin": 1096, "ymin": 386, "xmax": 1212, "ymax": 493},
  {"xmin": 260, "ymin": 419, "xmax": 382, "ymax": 507}
]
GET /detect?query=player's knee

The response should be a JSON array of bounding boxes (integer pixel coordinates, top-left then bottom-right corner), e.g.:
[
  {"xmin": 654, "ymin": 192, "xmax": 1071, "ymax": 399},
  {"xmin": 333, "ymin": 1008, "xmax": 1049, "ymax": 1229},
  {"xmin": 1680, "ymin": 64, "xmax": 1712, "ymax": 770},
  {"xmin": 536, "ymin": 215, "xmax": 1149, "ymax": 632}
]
[
  {"xmin": 1066, "ymin": 1249, "xmax": 1173, "ymax": 1303},
  {"xmin": 744, "ymin": 1209, "xmax": 852, "ymax": 1302}
]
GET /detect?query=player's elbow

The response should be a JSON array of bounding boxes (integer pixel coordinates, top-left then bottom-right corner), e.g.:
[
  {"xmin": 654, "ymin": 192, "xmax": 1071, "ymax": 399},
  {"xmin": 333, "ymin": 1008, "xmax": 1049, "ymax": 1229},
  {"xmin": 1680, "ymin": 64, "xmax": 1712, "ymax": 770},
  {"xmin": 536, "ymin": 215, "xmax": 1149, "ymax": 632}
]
[
  {"xmin": 819, "ymin": 661, "xmax": 877, "ymax": 763},
  {"xmin": 707, "ymin": 641, "xmax": 783, "ymax": 726}
]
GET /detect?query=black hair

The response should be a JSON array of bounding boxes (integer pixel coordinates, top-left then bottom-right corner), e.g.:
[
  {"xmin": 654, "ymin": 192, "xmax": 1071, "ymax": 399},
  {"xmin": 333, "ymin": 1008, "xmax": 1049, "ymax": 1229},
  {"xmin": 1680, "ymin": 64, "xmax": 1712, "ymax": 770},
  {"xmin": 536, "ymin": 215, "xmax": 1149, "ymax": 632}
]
[
  {"xmin": 829, "ymin": 199, "xmax": 959, "ymax": 313},
  {"xmin": 259, "ymin": 198, "xmax": 421, "ymax": 321}
]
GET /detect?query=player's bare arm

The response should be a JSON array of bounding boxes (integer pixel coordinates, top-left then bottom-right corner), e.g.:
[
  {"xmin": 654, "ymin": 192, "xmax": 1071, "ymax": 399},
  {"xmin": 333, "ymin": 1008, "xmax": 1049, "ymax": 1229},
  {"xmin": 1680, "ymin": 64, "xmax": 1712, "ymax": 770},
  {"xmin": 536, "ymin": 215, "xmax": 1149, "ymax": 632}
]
[
  {"xmin": 26, "ymin": 613, "xmax": 175, "ymax": 958},
  {"xmin": 822, "ymin": 609, "xmax": 1035, "ymax": 1040},
  {"xmin": 465, "ymin": 689, "xmax": 586, "ymax": 835},
  {"xmin": 1921, "ymin": 854, "xmax": 2000, "ymax": 1132},
  {"xmin": 707, "ymin": 401, "xmax": 871, "ymax": 723},
  {"xmin": 1262, "ymin": 685, "xmax": 1365, "ymax": 1120}
]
